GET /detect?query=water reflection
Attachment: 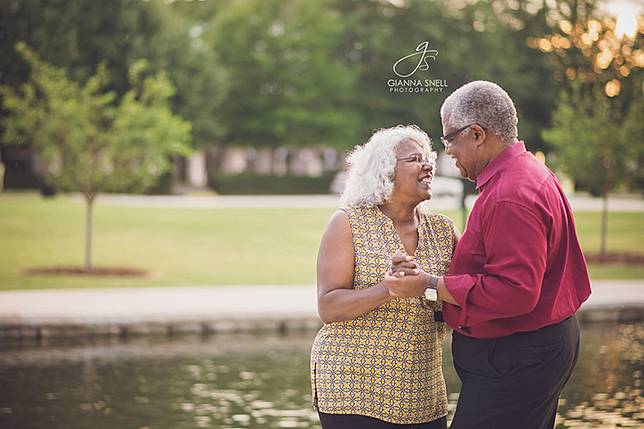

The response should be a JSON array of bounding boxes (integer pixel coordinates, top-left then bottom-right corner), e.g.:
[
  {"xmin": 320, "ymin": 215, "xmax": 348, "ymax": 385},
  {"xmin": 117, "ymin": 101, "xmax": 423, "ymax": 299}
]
[{"xmin": 0, "ymin": 322, "xmax": 641, "ymax": 429}]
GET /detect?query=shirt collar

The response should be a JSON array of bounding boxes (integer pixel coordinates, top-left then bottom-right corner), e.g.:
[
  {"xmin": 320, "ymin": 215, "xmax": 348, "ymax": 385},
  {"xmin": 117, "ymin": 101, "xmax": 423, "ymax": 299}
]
[{"xmin": 475, "ymin": 141, "xmax": 526, "ymax": 190}]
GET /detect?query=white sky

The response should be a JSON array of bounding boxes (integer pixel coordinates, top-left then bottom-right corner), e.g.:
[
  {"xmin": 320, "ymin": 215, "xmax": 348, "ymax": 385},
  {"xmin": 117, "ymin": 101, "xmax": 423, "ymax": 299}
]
[{"xmin": 601, "ymin": 0, "xmax": 643, "ymax": 37}]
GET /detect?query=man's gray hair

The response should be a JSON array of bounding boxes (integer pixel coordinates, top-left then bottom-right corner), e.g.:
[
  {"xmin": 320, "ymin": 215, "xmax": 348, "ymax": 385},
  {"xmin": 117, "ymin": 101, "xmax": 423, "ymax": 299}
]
[
  {"xmin": 340, "ymin": 125, "xmax": 436, "ymax": 208},
  {"xmin": 440, "ymin": 81, "xmax": 518, "ymax": 144}
]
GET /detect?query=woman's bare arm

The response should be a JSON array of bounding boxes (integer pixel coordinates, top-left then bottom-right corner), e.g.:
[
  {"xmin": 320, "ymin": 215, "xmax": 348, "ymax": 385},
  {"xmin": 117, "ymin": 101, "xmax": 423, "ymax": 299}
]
[{"xmin": 316, "ymin": 210, "xmax": 393, "ymax": 323}]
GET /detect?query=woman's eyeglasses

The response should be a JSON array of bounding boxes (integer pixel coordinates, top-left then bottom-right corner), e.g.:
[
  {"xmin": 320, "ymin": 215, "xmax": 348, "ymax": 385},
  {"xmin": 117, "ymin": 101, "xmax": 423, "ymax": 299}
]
[{"xmin": 396, "ymin": 153, "xmax": 434, "ymax": 166}]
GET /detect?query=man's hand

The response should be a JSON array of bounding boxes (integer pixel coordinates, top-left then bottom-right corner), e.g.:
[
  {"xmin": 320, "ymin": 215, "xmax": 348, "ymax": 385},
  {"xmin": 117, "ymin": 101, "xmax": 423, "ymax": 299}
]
[{"xmin": 390, "ymin": 254, "xmax": 418, "ymax": 276}]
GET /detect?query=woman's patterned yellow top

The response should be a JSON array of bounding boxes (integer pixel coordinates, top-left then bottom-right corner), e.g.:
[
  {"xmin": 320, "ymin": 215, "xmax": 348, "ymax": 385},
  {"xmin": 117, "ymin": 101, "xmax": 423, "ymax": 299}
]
[{"xmin": 310, "ymin": 204, "xmax": 457, "ymax": 424}]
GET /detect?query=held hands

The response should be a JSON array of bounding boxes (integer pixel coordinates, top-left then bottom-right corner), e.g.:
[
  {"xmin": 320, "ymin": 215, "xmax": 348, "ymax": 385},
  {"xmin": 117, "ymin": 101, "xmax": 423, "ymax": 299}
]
[{"xmin": 384, "ymin": 254, "xmax": 428, "ymax": 298}]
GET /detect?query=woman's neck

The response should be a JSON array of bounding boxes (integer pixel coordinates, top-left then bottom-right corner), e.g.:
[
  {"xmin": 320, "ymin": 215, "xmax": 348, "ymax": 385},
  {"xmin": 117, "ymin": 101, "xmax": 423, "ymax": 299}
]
[{"xmin": 379, "ymin": 200, "xmax": 417, "ymax": 225}]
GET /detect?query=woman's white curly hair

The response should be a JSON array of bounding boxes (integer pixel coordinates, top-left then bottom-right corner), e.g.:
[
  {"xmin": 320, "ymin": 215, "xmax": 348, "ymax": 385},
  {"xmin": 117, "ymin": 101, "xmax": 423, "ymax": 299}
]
[{"xmin": 340, "ymin": 125, "xmax": 436, "ymax": 208}]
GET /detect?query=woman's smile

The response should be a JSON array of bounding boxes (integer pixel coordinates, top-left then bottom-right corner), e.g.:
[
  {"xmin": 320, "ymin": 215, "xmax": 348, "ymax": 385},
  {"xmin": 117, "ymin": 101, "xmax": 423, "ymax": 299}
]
[{"xmin": 418, "ymin": 174, "xmax": 432, "ymax": 187}]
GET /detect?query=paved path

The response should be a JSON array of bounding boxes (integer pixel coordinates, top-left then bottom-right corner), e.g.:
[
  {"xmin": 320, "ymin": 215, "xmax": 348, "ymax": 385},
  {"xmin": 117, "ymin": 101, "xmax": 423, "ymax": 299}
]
[
  {"xmin": 76, "ymin": 193, "xmax": 644, "ymax": 211},
  {"xmin": 0, "ymin": 284, "xmax": 318, "ymax": 325},
  {"xmin": 0, "ymin": 280, "xmax": 641, "ymax": 339}
]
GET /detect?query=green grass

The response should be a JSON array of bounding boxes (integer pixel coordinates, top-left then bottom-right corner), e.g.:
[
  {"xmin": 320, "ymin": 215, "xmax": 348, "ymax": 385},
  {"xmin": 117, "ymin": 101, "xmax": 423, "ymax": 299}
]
[
  {"xmin": 571, "ymin": 211, "xmax": 644, "ymax": 279},
  {"xmin": 0, "ymin": 192, "xmax": 642, "ymax": 290}
]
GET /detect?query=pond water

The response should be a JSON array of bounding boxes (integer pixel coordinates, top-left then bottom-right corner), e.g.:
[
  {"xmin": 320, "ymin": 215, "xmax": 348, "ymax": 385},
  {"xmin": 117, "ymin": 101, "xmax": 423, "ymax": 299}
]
[{"xmin": 0, "ymin": 322, "xmax": 641, "ymax": 429}]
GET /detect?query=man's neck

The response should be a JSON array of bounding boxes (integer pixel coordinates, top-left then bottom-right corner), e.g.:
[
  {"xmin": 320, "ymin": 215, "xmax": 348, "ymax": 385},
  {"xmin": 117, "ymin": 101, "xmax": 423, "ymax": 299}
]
[{"xmin": 478, "ymin": 140, "xmax": 514, "ymax": 176}]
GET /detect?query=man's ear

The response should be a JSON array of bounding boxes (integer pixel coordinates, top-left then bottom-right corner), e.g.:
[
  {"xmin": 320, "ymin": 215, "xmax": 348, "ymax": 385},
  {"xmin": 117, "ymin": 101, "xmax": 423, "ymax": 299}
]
[{"xmin": 471, "ymin": 124, "xmax": 486, "ymax": 147}]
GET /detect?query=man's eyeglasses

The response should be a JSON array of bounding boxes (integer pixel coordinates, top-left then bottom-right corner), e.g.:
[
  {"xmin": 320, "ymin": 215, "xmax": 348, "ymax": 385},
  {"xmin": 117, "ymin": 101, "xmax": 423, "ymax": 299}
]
[
  {"xmin": 440, "ymin": 124, "xmax": 475, "ymax": 149},
  {"xmin": 396, "ymin": 153, "xmax": 434, "ymax": 166}
]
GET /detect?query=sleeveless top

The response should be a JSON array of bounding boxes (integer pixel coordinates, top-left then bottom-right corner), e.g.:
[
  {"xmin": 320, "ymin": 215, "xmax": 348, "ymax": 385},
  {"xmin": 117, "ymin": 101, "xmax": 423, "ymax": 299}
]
[{"xmin": 310, "ymin": 205, "xmax": 456, "ymax": 424}]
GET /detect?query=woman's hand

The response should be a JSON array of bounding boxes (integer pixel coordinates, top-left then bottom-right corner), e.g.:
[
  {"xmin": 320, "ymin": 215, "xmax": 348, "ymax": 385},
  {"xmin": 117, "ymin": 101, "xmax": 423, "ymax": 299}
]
[{"xmin": 385, "ymin": 254, "xmax": 428, "ymax": 298}]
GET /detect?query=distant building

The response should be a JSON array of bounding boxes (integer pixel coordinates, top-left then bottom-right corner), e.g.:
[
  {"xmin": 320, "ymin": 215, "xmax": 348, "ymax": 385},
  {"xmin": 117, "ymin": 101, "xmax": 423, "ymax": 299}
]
[{"xmin": 0, "ymin": 144, "xmax": 41, "ymax": 189}]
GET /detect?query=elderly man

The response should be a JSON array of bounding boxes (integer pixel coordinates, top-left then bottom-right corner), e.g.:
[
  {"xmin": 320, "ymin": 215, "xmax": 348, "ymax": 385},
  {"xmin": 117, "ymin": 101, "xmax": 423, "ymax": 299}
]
[{"xmin": 420, "ymin": 81, "xmax": 591, "ymax": 429}]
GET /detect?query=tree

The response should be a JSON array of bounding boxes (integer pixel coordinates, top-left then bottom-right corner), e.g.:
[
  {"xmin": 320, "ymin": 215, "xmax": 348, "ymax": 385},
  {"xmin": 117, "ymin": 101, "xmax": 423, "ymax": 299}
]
[
  {"xmin": 621, "ymin": 91, "xmax": 644, "ymax": 192},
  {"xmin": 207, "ymin": 0, "xmax": 359, "ymax": 149},
  {"xmin": 0, "ymin": 0, "xmax": 168, "ymax": 98},
  {"xmin": 525, "ymin": 0, "xmax": 643, "ymax": 184},
  {"xmin": 0, "ymin": 43, "xmax": 192, "ymax": 269},
  {"xmin": 329, "ymin": 0, "xmax": 451, "ymax": 141},
  {"xmin": 532, "ymin": 1, "xmax": 643, "ymax": 257},
  {"xmin": 543, "ymin": 84, "xmax": 641, "ymax": 257},
  {"xmin": 146, "ymin": 1, "xmax": 230, "ymax": 147},
  {"xmin": 325, "ymin": 0, "xmax": 563, "ymax": 151},
  {"xmin": 1, "ymin": 0, "xmax": 228, "ymax": 151}
]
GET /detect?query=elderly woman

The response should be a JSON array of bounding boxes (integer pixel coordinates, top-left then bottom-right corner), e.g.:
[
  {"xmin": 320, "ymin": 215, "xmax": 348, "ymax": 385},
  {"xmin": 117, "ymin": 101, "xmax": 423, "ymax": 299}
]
[{"xmin": 310, "ymin": 125, "xmax": 459, "ymax": 429}]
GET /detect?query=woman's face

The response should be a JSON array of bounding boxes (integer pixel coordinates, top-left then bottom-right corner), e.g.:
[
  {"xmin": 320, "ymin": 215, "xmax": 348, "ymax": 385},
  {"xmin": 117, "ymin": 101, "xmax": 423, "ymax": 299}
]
[{"xmin": 392, "ymin": 138, "xmax": 434, "ymax": 204}]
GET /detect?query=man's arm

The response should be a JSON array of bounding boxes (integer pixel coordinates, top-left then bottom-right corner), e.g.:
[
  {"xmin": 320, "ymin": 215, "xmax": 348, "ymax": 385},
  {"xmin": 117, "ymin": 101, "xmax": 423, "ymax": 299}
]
[{"xmin": 440, "ymin": 202, "xmax": 549, "ymax": 328}]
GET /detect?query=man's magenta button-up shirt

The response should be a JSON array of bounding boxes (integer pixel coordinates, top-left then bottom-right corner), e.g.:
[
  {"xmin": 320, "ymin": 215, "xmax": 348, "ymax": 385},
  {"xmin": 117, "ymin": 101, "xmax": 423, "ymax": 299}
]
[{"xmin": 443, "ymin": 141, "xmax": 591, "ymax": 339}]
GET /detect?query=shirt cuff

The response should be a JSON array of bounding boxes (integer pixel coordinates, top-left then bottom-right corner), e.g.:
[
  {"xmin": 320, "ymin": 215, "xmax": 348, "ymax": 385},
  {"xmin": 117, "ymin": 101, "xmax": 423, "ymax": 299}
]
[{"xmin": 444, "ymin": 274, "xmax": 476, "ymax": 328}]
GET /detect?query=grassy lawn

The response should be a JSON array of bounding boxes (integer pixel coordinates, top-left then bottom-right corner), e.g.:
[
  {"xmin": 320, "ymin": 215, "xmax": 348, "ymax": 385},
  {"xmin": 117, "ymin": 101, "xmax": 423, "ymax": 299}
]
[{"xmin": 0, "ymin": 192, "xmax": 642, "ymax": 290}]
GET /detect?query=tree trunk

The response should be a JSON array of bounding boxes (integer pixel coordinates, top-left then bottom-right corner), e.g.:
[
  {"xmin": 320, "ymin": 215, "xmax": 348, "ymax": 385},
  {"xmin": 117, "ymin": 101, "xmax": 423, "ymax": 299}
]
[
  {"xmin": 85, "ymin": 194, "xmax": 95, "ymax": 271},
  {"xmin": 600, "ymin": 183, "xmax": 608, "ymax": 259}
]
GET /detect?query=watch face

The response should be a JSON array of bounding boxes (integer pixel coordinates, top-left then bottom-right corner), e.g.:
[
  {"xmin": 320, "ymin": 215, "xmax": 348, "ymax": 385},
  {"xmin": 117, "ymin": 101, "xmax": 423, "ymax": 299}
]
[{"xmin": 424, "ymin": 288, "xmax": 438, "ymax": 302}]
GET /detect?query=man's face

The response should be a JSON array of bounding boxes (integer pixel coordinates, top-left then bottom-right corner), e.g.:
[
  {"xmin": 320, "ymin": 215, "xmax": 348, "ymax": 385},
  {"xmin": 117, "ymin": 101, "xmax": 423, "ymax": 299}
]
[{"xmin": 441, "ymin": 116, "xmax": 477, "ymax": 182}]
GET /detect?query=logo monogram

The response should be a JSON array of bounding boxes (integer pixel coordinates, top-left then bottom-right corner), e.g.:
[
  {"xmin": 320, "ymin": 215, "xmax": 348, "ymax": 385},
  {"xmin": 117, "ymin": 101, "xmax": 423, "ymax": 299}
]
[{"xmin": 392, "ymin": 41, "xmax": 438, "ymax": 78}]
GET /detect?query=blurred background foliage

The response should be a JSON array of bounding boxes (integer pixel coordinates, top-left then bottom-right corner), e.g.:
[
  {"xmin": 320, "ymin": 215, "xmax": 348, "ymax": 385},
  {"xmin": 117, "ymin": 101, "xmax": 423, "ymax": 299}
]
[
  {"xmin": 0, "ymin": 0, "xmax": 642, "ymax": 189},
  {"xmin": 0, "ymin": 0, "xmax": 641, "ymax": 276}
]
